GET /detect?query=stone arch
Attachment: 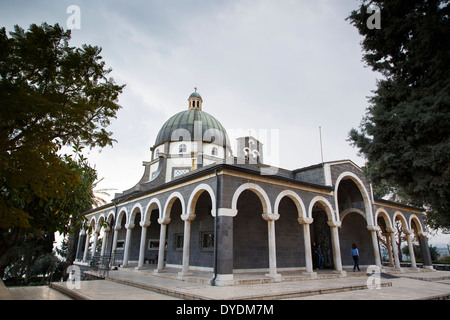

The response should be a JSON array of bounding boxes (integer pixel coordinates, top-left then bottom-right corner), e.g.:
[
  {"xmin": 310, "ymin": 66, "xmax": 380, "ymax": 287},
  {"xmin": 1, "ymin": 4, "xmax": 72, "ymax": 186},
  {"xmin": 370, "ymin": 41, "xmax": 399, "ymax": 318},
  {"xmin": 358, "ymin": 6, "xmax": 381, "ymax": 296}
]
[
  {"xmin": 233, "ymin": 185, "xmax": 269, "ymax": 270},
  {"xmin": 88, "ymin": 216, "xmax": 97, "ymax": 230},
  {"xmin": 187, "ymin": 183, "xmax": 216, "ymax": 216},
  {"xmin": 97, "ymin": 215, "xmax": 106, "ymax": 233},
  {"xmin": 409, "ymin": 215, "xmax": 424, "ymax": 234},
  {"xmin": 393, "ymin": 211, "xmax": 408, "ymax": 229},
  {"xmin": 106, "ymin": 210, "xmax": 115, "ymax": 226},
  {"xmin": 335, "ymin": 172, "xmax": 374, "ymax": 225},
  {"xmin": 274, "ymin": 190, "xmax": 306, "ymax": 269},
  {"xmin": 231, "ymin": 182, "xmax": 272, "ymax": 214},
  {"xmin": 163, "ymin": 192, "xmax": 185, "ymax": 219},
  {"xmin": 339, "ymin": 208, "xmax": 376, "ymax": 267},
  {"xmin": 129, "ymin": 203, "xmax": 144, "ymax": 225},
  {"xmin": 339, "ymin": 208, "xmax": 366, "ymax": 221},
  {"xmin": 375, "ymin": 208, "xmax": 393, "ymax": 230},
  {"xmin": 308, "ymin": 196, "xmax": 335, "ymax": 221},
  {"xmin": 274, "ymin": 189, "xmax": 306, "ymax": 218},
  {"xmin": 115, "ymin": 207, "xmax": 128, "ymax": 229},
  {"xmin": 144, "ymin": 198, "xmax": 162, "ymax": 222}
]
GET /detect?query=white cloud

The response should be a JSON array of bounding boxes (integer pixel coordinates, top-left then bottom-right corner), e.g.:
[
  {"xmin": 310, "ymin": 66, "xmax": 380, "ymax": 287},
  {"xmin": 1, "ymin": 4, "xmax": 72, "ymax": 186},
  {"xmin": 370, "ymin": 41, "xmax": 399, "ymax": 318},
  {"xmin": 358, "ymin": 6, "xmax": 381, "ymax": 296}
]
[{"xmin": 1, "ymin": 0, "xmax": 376, "ymax": 190}]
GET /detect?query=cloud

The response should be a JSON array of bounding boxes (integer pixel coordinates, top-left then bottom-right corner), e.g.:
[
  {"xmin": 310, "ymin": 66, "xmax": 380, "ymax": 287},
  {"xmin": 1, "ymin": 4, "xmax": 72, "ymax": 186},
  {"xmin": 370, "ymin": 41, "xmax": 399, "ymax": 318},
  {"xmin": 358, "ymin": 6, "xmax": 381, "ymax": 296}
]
[{"xmin": 0, "ymin": 0, "xmax": 377, "ymax": 192}]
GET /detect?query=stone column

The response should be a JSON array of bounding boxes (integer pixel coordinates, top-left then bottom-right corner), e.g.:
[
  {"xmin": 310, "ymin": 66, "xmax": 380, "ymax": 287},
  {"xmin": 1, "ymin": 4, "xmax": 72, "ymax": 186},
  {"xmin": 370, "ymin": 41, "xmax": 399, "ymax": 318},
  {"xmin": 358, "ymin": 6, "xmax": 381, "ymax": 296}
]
[
  {"xmin": 82, "ymin": 229, "xmax": 90, "ymax": 262},
  {"xmin": 404, "ymin": 229, "xmax": 417, "ymax": 269},
  {"xmin": 179, "ymin": 213, "xmax": 196, "ymax": 277},
  {"xmin": 298, "ymin": 217, "xmax": 317, "ymax": 278},
  {"xmin": 387, "ymin": 227, "xmax": 401, "ymax": 270},
  {"xmin": 262, "ymin": 213, "xmax": 281, "ymax": 280},
  {"xmin": 384, "ymin": 232, "xmax": 394, "ymax": 267},
  {"xmin": 155, "ymin": 217, "xmax": 170, "ymax": 273},
  {"xmin": 100, "ymin": 227, "xmax": 110, "ymax": 257},
  {"xmin": 111, "ymin": 226, "xmax": 120, "ymax": 257},
  {"xmin": 122, "ymin": 223, "xmax": 134, "ymax": 267},
  {"xmin": 327, "ymin": 220, "xmax": 346, "ymax": 276},
  {"xmin": 214, "ymin": 209, "xmax": 236, "ymax": 286},
  {"xmin": 137, "ymin": 221, "xmax": 151, "ymax": 269},
  {"xmin": 75, "ymin": 229, "xmax": 85, "ymax": 262},
  {"xmin": 367, "ymin": 225, "xmax": 382, "ymax": 269},
  {"xmin": 91, "ymin": 225, "xmax": 99, "ymax": 258},
  {"xmin": 418, "ymin": 231, "xmax": 434, "ymax": 270}
]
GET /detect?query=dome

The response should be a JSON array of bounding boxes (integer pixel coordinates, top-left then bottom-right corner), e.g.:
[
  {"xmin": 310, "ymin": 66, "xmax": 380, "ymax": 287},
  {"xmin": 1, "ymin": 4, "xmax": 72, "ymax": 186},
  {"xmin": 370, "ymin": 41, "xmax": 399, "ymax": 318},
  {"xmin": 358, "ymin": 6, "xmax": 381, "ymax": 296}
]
[
  {"xmin": 189, "ymin": 91, "xmax": 202, "ymax": 99},
  {"xmin": 154, "ymin": 109, "xmax": 230, "ymax": 148}
]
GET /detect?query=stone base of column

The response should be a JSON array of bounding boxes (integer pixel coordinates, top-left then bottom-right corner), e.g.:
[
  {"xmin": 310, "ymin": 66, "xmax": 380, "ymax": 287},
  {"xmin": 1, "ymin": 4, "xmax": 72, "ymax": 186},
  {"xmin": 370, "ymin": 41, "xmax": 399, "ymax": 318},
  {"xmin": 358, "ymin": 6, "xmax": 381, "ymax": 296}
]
[
  {"xmin": 333, "ymin": 270, "xmax": 347, "ymax": 277},
  {"xmin": 135, "ymin": 266, "xmax": 147, "ymax": 271},
  {"xmin": 212, "ymin": 274, "xmax": 234, "ymax": 286},
  {"xmin": 423, "ymin": 265, "xmax": 435, "ymax": 271},
  {"xmin": 302, "ymin": 271, "xmax": 318, "ymax": 279},
  {"xmin": 265, "ymin": 272, "xmax": 282, "ymax": 281},
  {"xmin": 177, "ymin": 271, "xmax": 194, "ymax": 278},
  {"xmin": 153, "ymin": 268, "xmax": 166, "ymax": 274}
]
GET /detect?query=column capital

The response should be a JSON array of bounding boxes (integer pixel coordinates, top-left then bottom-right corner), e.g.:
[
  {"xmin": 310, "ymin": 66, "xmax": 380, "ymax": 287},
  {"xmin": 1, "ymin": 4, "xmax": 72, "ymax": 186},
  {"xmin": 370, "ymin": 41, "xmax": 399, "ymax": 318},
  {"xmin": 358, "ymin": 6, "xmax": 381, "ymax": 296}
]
[
  {"xmin": 140, "ymin": 220, "xmax": 151, "ymax": 228},
  {"xmin": 385, "ymin": 227, "xmax": 396, "ymax": 233},
  {"xmin": 327, "ymin": 220, "xmax": 341, "ymax": 228},
  {"xmin": 418, "ymin": 231, "xmax": 428, "ymax": 237},
  {"xmin": 158, "ymin": 217, "xmax": 171, "ymax": 225},
  {"xmin": 298, "ymin": 217, "xmax": 314, "ymax": 225},
  {"xmin": 367, "ymin": 225, "xmax": 380, "ymax": 232},
  {"xmin": 181, "ymin": 213, "xmax": 196, "ymax": 221},
  {"xmin": 403, "ymin": 228, "xmax": 413, "ymax": 235},
  {"xmin": 125, "ymin": 223, "xmax": 135, "ymax": 229},
  {"xmin": 217, "ymin": 208, "xmax": 237, "ymax": 217},
  {"xmin": 262, "ymin": 213, "xmax": 280, "ymax": 221}
]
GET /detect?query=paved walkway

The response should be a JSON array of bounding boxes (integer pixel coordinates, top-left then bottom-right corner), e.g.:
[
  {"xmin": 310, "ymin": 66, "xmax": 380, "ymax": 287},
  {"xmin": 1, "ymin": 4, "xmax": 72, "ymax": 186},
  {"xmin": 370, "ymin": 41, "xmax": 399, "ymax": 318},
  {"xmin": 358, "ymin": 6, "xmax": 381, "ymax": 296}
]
[
  {"xmin": 52, "ymin": 268, "xmax": 450, "ymax": 300},
  {"xmin": 3, "ymin": 268, "xmax": 450, "ymax": 300},
  {"xmin": 7, "ymin": 285, "xmax": 73, "ymax": 300}
]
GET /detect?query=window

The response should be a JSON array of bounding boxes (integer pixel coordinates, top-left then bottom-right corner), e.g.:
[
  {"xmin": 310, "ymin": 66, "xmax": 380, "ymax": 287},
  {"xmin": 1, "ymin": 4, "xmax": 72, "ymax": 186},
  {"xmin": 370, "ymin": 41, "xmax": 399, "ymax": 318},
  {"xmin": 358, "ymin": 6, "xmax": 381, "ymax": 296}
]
[
  {"xmin": 173, "ymin": 168, "xmax": 190, "ymax": 178},
  {"xmin": 154, "ymin": 149, "xmax": 159, "ymax": 159},
  {"xmin": 116, "ymin": 240, "xmax": 124, "ymax": 250},
  {"xmin": 179, "ymin": 143, "xmax": 187, "ymax": 153},
  {"xmin": 148, "ymin": 240, "xmax": 160, "ymax": 250},
  {"xmin": 175, "ymin": 234, "xmax": 184, "ymax": 251},
  {"xmin": 244, "ymin": 147, "xmax": 250, "ymax": 161},
  {"xmin": 201, "ymin": 232, "xmax": 214, "ymax": 251},
  {"xmin": 212, "ymin": 147, "xmax": 218, "ymax": 156}
]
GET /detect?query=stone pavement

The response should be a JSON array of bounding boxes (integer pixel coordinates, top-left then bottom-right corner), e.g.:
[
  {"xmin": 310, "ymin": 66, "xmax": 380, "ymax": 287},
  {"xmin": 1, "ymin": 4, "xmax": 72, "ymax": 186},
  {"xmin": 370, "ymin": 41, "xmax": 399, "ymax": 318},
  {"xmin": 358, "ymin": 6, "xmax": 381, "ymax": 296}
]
[
  {"xmin": 2, "ymin": 268, "xmax": 450, "ymax": 300},
  {"xmin": 50, "ymin": 268, "xmax": 450, "ymax": 300}
]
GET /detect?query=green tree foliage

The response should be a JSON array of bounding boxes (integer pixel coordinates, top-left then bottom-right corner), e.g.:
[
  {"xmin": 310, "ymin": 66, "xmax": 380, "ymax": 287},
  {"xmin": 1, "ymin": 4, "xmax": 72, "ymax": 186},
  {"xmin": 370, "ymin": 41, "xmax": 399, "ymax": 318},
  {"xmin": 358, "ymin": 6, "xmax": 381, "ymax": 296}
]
[
  {"xmin": 347, "ymin": 1, "xmax": 450, "ymax": 230},
  {"xmin": 0, "ymin": 23, "xmax": 125, "ymax": 258}
]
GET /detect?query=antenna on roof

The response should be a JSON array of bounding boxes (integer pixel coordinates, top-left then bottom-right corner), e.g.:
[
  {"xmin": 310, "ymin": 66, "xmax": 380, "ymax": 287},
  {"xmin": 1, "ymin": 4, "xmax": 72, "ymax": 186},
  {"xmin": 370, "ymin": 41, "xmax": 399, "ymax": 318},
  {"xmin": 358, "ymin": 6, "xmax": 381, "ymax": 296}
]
[{"xmin": 319, "ymin": 126, "xmax": 324, "ymax": 164}]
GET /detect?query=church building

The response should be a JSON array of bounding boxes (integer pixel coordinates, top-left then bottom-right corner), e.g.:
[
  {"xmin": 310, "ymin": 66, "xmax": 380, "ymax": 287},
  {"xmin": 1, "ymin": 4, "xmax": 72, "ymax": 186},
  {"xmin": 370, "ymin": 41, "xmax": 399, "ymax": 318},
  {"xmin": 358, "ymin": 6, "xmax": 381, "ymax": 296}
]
[{"xmin": 74, "ymin": 90, "xmax": 433, "ymax": 286}]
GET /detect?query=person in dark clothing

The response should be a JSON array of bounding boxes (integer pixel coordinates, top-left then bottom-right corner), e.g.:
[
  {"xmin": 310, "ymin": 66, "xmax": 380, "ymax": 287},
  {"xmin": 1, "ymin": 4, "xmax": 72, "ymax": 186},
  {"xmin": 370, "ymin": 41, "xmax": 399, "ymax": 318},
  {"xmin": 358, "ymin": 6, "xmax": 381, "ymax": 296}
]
[
  {"xmin": 317, "ymin": 244, "xmax": 324, "ymax": 269},
  {"xmin": 351, "ymin": 243, "xmax": 360, "ymax": 272},
  {"xmin": 312, "ymin": 242, "xmax": 318, "ymax": 270}
]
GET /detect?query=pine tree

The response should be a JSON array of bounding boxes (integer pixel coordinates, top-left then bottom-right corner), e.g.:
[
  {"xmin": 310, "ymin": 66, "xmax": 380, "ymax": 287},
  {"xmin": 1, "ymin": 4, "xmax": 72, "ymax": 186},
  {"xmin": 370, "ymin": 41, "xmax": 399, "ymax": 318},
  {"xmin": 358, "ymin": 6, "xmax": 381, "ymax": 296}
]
[{"xmin": 347, "ymin": 0, "xmax": 450, "ymax": 230}]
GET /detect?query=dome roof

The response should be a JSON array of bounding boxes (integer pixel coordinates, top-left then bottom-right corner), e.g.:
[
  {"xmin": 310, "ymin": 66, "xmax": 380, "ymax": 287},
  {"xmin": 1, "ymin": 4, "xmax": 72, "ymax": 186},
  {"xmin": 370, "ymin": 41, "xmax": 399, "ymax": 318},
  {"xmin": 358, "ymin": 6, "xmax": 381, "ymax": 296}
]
[
  {"xmin": 189, "ymin": 91, "xmax": 202, "ymax": 99},
  {"xmin": 154, "ymin": 109, "xmax": 230, "ymax": 147}
]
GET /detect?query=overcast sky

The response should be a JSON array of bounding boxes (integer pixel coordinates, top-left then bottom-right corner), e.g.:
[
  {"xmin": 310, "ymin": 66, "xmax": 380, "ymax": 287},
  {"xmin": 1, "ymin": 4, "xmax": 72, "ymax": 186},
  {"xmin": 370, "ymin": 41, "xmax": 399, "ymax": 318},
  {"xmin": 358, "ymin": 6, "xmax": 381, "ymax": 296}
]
[
  {"xmin": 2, "ymin": 1, "xmax": 449, "ymax": 247},
  {"xmin": 1, "ymin": 0, "xmax": 380, "ymax": 191}
]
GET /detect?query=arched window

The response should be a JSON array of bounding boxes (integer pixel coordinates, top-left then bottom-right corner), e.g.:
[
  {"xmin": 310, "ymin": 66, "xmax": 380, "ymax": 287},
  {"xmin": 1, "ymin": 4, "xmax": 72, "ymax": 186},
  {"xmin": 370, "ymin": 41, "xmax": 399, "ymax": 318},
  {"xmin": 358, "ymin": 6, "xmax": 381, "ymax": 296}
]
[
  {"xmin": 212, "ymin": 147, "xmax": 218, "ymax": 156},
  {"xmin": 244, "ymin": 147, "xmax": 250, "ymax": 161},
  {"xmin": 179, "ymin": 144, "xmax": 187, "ymax": 153},
  {"xmin": 252, "ymin": 150, "xmax": 260, "ymax": 163}
]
